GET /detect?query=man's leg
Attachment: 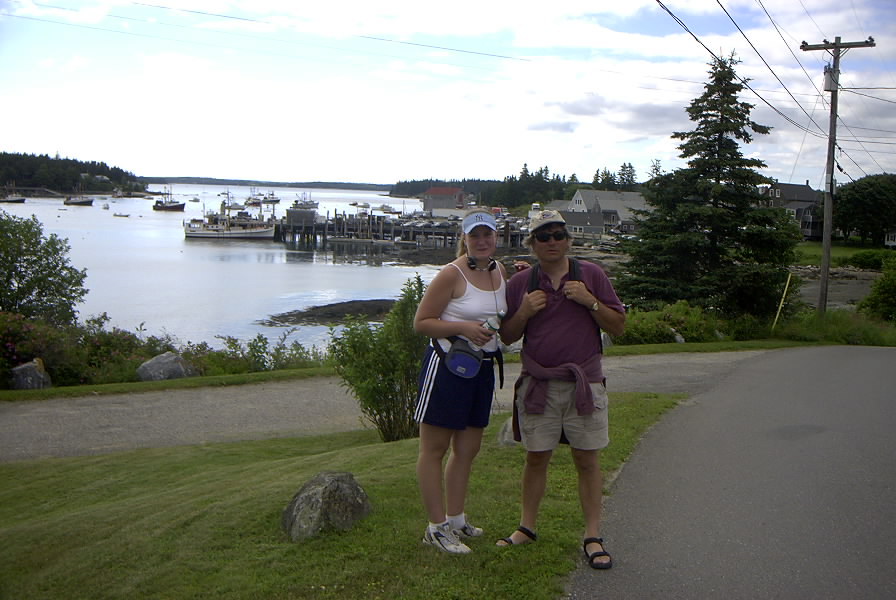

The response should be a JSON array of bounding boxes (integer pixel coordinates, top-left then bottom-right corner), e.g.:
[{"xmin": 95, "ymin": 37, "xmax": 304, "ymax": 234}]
[
  {"xmin": 499, "ymin": 449, "xmax": 552, "ymax": 544},
  {"xmin": 571, "ymin": 447, "xmax": 610, "ymax": 566}
]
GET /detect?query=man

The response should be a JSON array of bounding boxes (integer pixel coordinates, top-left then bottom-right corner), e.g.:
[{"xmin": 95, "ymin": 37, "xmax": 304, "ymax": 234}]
[{"xmin": 497, "ymin": 210, "xmax": 625, "ymax": 570}]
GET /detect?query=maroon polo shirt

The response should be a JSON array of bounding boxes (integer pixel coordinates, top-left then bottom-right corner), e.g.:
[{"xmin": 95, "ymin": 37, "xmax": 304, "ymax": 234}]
[{"xmin": 505, "ymin": 260, "xmax": 624, "ymax": 370}]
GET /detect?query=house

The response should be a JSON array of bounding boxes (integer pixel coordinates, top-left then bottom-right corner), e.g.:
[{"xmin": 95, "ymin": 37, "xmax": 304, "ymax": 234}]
[
  {"xmin": 421, "ymin": 187, "xmax": 465, "ymax": 212},
  {"xmin": 556, "ymin": 189, "xmax": 649, "ymax": 235},
  {"xmin": 760, "ymin": 181, "xmax": 823, "ymax": 240},
  {"xmin": 759, "ymin": 181, "xmax": 821, "ymax": 205},
  {"xmin": 885, "ymin": 229, "xmax": 896, "ymax": 249},
  {"xmin": 784, "ymin": 200, "xmax": 823, "ymax": 240}
]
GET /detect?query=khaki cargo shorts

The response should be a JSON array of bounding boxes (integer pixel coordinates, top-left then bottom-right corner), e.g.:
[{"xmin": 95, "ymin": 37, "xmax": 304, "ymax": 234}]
[{"xmin": 515, "ymin": 376, "xmax": 609, "ymax": 452}]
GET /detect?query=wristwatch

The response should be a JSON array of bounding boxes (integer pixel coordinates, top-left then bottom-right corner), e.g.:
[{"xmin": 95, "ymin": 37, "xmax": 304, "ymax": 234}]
[{"xmin": 589, "ymin": 301, "xmax": 600, "ymax": 312}]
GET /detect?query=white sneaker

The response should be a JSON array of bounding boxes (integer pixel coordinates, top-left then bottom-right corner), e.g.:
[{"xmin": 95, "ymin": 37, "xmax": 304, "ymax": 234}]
[
  {"xmin": 422, "ymin": 523, "xmax": 471, "ymax": 554},
  {"xmin": 454, "ymin": 522, "xmax": 483, "ymax": 538}
]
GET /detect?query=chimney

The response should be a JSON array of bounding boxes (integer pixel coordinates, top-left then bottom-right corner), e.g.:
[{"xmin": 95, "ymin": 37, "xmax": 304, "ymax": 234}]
[{"xmin": 806, "ymin": 180, "xmax": 809, "ymax": 186}]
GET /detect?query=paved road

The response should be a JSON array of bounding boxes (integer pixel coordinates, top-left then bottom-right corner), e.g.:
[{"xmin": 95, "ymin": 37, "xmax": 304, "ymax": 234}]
[
  {"xmin": 563, "ymin": 345, "xmax": 896, "ymax": 599},
  {"xmin": 0, "ymin": 351, "xmax": 765, "ymax": 462}
]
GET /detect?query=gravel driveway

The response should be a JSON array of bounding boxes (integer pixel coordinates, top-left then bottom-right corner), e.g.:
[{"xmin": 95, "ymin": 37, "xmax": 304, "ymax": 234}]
[{"xmin": 0, "ymin": 351, "xmax": 768, "ymax": 462}]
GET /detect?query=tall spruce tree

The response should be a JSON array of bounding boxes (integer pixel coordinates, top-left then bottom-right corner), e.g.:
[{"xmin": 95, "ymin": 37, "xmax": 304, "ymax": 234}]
[{"xmin": 617, "ymin": 54, "xmax": 801, "ymax": 318}]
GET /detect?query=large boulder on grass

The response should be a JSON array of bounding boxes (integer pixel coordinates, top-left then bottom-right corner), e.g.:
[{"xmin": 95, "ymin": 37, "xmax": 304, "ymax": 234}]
[
  {"xmin": 281, "ymin": 472, "xmax": 371, "ymax": 542},
  {"xmin": 10, "ymin": 358, "xmax": 52, "ymax": 390},
  {"xmin": 136, "ymin": 351, "xmax": 198, "ymax": 381}
]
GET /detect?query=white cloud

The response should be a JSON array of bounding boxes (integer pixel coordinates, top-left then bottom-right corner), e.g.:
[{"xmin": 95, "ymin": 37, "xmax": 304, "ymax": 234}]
[{"xmin": 1, "ymin": 0, "xmax": 893, "ymax": 184}]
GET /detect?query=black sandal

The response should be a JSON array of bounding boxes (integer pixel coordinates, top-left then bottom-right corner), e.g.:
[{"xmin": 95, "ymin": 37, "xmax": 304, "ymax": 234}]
[
  {"xmin": 496, "ymin": 525, "xmax": 537, "ymax": 546},
  {"xmin": 583, "ymin": 537, "xmax": 613, "ymax": 569}
]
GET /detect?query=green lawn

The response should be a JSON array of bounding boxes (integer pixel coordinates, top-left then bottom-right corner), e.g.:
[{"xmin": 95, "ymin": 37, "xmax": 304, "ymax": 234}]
[
  {"xmin": 0, "ymin": 394, "xmax": 678, "ymax": 600},
  {"xmin": 795, "ymin": 240, "xmax": 873, "ymax": 266}
]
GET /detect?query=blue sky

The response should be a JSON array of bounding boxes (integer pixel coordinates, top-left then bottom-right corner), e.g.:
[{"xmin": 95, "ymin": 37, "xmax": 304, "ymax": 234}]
[{"xmin": 1, "ymin": 0, "xmax": 894, "ymax": 187}]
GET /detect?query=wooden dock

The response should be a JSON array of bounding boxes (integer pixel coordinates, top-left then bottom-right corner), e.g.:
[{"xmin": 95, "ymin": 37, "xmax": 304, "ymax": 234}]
[{"xmin": 279, "ymin": 209, "xmax": 525, "ymax": 249}]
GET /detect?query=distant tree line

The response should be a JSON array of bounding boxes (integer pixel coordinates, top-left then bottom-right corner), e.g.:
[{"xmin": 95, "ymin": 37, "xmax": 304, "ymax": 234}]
[
  {"xmin": 139, "ymin": 176, "xmax": 391, "ymax": 192},
  {"xmin": 392, "ymin": 160, "xmax": 658, "ymax": 209},
  {"xmin": 1, "ymin": 152, "xmax": 145, "ymax": 194}
]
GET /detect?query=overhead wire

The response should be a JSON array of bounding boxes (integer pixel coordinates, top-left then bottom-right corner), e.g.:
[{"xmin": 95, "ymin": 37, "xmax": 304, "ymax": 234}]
[
  {"xmin": 718, "ymin": 0, "xmax": 826, "ymax": 135},
  {"xmin": 654, "ymin": 0, "xmax": 826, "ymax": 140}
]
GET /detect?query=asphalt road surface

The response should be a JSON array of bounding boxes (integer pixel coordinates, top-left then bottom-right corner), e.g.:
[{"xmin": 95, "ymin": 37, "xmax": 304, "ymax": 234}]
[{"xmin": 563, "ymin": 345, "xmax": 896, "ymax": 599}]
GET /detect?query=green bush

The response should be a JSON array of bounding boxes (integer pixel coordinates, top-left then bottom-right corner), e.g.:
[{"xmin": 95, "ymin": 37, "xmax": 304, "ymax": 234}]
[
  {"xmin": 774, "ymin": 308, "xmax": 896, "ymax": 345},
  {"xmin": 614, "ymin": 309, "xmax": 677, "ymax": 345},
  {"xmin": 0, "ymin": 312, "xmax": 76, "ymax": 387},
  {"xmin": 858, "ymin": 255, "xmax": 896, "ymax": 322},
  {"xmin": 329, "ymin": 275, "xmax": 427, "ymax": 442},
  {"xmin": 848, "ymin": 249, "xmax": 893, "ymax": 270},
  {"xmin": 723, "ymin": 313, "xmax": 771, "ymax": 341},
  {"xmin": 615, "ymin": 301, "xmax": 721, "ymax": 345}
]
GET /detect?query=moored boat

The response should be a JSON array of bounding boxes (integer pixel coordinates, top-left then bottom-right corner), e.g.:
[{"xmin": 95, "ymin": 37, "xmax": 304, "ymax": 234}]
[
  {"xmin": 183, "ymin": 202, "xmax": 276, "ymax": 239},
  {"xmin": 64, "ymin": 196, "xmax": 93, "ymax": 206},
  {"xmin": 152, "ymin": 186, "xmax": 185, "ymax": 211}
]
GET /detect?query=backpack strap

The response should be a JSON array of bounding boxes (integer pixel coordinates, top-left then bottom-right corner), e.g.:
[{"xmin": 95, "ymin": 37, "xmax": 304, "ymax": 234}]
[{"xmin": 523, "ymin": 257, "xmax": 602, "ymax": 353}]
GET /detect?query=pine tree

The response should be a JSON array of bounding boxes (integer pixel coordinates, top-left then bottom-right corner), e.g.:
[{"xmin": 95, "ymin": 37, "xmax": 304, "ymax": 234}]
[{"xmin": 617, "ymin": 54, "xmax": 801, "ymax": 318}]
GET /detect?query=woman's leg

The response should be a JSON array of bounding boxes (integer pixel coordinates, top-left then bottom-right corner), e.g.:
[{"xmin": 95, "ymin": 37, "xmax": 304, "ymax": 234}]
[
  {"xmin": 444, "ymin": 426, "xmax": 484, "ymax": 517},
  {"xmin": 416, "ymin": 423, "xmax": 454, "ymax": 524}
]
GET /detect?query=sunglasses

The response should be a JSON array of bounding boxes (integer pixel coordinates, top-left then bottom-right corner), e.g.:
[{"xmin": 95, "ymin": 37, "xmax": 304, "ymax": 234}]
[{"xmin": 534, "ymin": 230, "xmax": 568, "ymax": 242}]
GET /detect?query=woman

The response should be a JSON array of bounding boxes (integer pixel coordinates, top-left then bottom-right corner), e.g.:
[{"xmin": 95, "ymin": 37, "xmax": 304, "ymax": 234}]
[{"xmin": 413, "ymin": 208, "xmax": 508, "ymax": 554}]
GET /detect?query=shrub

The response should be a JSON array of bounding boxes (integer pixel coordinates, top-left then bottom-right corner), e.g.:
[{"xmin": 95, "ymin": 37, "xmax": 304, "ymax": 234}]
[
  {"xmin": 774, "ymin": 308, "xmax": 896, "ymax": 345},
  {"xmin": 0, "ymin": 312, "xmax": 77, "ymax": 387},
  {"xmin": 613, "ymin": 309, "xmax": 677, "ymax": 345},
  {"xmin": 659, "ymin": 300, "xmax": 721, "ymax": 342},
  {"xmin": 329, "ymin": 275, "xmax": 427, "ymax": 442},
  {"xmin": 614, "ymin": 301, "xmax": 722, "ymax": 345},
  {"xmin": 723, "ymin": 313, "xmax": 771, "ymax": 341},
  {"xmin": 858, "ymin": 255, "xmax": 896, "ymax": 322},
  {"xmin": 848, "ymin": 249, "xmax": 893, "ymax": 270}
]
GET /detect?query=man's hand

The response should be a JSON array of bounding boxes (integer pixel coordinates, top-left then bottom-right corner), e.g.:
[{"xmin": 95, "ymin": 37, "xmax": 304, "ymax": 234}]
[
  {"xmin": 520, "ymin": 289, "xmax": 547, "ymax": 318},
  {"xmin": 562, "ymin": 281, "xmax": 594, "ymax": 307}
]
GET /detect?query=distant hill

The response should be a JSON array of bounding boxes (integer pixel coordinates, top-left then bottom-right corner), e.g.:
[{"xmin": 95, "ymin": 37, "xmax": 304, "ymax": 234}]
[{"xmin": 137, "ymin": 176, "xmax": 391, "ymax": 192}]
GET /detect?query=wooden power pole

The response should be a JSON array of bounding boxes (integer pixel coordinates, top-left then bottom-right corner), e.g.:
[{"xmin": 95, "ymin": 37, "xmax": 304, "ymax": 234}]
[{"xmin": 800, "ymin": 36, "xmax": 875, "ymax": 314}]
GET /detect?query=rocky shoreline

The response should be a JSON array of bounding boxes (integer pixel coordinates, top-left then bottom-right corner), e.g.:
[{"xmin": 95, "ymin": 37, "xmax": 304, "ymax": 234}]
[{"xmin": 266, "ymin": 248, "xmax": 878, "ymax": 326}]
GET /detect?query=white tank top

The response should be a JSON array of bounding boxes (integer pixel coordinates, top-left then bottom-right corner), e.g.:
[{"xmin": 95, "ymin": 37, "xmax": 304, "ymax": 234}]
[{"xmin": 439, "ymin": 263, "xmax": 507, "ymax": 352}]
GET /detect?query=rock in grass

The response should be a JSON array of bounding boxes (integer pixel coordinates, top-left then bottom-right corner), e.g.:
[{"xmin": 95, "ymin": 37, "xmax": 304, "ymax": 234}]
[{"xmin": 281, "ymin": 471, "xmax": 371, "ymax": 542}]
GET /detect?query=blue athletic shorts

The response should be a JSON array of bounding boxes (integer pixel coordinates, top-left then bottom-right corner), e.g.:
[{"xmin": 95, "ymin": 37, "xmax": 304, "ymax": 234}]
[{"xmin": 414, "ymin": 344, "xmax": 495, "ymax": 430}]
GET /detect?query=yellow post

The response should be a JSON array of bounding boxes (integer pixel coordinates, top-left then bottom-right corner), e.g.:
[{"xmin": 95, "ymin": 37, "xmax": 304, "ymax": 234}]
[{"xmin": 771, "ymin": 272, "xmax": 793, "ymax": 332}]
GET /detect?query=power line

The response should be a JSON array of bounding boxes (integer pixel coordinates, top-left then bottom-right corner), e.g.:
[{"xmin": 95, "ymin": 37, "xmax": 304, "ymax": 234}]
[
  {"xmin": 719, "ymin": 0, "xmax": 826, "ymax": 135},
  {"xmin": 654, "ymin": 1, "xmax": 826, "ymax": 139}
]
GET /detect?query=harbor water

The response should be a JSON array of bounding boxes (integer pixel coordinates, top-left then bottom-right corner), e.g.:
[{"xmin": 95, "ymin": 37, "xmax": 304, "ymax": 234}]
[{"xmin": 4, "ymin": 184, "xmax": 439, "ymax": 350}]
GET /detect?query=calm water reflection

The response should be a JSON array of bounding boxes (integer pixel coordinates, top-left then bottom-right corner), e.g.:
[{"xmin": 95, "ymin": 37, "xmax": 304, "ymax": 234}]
[{"xmin": 5, "ymin": 186, "xmax": 436, "ymax": 349}]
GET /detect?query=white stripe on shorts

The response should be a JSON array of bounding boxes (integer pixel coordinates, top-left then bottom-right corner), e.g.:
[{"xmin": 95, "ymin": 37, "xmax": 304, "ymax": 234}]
[{"xmin": 414, "ymin": 348, "xmax": 441, "ymax": 422}]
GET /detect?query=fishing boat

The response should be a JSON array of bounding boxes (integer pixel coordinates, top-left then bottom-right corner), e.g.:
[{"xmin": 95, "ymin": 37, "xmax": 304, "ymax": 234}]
[
  {"xmin": 291, "ymin": 192, "xmax": 318, "ymax": 210},
  {"xmin": 183, "ymin": 202, "xmax": 276, "ymax": 239},
  {"xmin": 64, "ymin": 196, "xmax": 93, "ymax": 206},
  {"xmin": 0, "ymin": 196, "xmax": 25, "ymax": 203},
  {"xmin": 152, "ymin": 187, "xmax": 185, "ymax": 211}
]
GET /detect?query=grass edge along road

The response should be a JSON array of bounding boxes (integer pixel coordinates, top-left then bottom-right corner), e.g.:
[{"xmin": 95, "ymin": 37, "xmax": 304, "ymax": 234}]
[{"xmin": 0, "ymin": 395, "xmax": 677, "ymax": 600}]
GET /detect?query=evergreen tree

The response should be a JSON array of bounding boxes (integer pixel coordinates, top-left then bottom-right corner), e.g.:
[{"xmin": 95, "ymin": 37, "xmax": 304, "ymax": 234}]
[
  {"xmin": 618, "ymin": 162, "xmax": 637, "ymax": 190},
  {"xmin": 617, "ymin": 54, "xmax": 801, "ymax": 318},
  {"xmin": 598, "ymin": 168, "xmax": 616, "ymax": 190}
]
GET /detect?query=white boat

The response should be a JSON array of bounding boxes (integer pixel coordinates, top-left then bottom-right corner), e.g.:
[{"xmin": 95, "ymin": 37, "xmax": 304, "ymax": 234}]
[
  {"xmin": 291, "ymin": 192, "xmax": 318, "ymax": 210},
  {"xmin": 184, "ymin": 202, "xmax": 276, "ymax": 239}
]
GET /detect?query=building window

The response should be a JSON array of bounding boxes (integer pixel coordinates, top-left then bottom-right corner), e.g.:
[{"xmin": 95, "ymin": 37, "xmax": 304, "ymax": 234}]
[{"xmin": 775, "ymin": 189, "xmax": 781, "ymax": 198}]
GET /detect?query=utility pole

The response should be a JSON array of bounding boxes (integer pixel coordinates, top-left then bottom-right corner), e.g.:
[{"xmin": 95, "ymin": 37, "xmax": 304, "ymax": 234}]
[{"xmin": 800, "ymin": 36, "xmax": 875, "ymax": 315}]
